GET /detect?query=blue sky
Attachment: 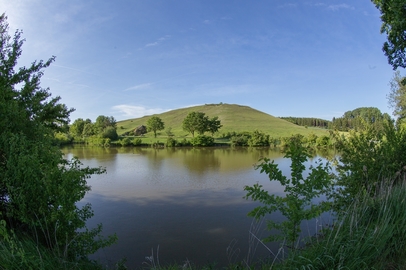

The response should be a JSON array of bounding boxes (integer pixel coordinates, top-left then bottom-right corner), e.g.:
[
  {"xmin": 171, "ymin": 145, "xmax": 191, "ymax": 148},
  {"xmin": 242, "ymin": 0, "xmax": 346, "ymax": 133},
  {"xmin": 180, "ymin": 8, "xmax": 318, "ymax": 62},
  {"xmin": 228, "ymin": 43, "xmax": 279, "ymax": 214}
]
[{"xmin": 2, "ymin": 0, "xmax": 401, "ymax": 121}]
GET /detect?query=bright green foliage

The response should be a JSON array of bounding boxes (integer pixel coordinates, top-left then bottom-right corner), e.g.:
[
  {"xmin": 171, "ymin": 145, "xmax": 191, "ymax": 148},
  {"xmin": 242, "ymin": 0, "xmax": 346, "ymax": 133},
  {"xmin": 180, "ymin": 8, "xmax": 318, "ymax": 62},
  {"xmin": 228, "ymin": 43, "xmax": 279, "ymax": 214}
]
[
  {"xmin": 244, "ymin": 135, "xmax": 333, "ymax": 248},
  {"xmin": 190, "ymin": 135, "xmax": 215, "ymax": 146},
  {"xmin": 229, "ymin": 131, "xmax": 252, "ymax": 146},
  {"xmin": 119, "ymin": 137, "xmax": 132, "ymax": 146},
  {"xmin": 207, "ymin": 116, "xmax": 223, "ymax": 136},
  {"xmin": 95, "ymin": 115, "xmax": 118, "ymax": 140},
  {"xmin": 248, "ymin": 130, "xmax": 269, "ymax": 147},
  {"xmin": 331, "ymin": 107, "xmax": 392, "ymax": 131},
  {"xmin": 315, "ymin": 134, "xmax": 331, "ymax": 148},
  {"xmin": 0, "ymin": 13, "xmax": 115, "ymax": 262},
  {"xmin": 388, "ymin": 71, "xmax": 406, "ymax": 123},
  {"xmin": 182, "ymin": 111, "xmax": 209, "ymax": 137},
  {"xmin": 82, "ymin": 121, "xmax": 96, "ymax": 137},
  {"xmin": 70, "ymin": 118, "xmax": 86, "ymax": 138},
  {"xmin": 147, "ymin": 116, "xmax": 165, "ymax": 138},
  {"xmin": 280, "ymin": 117, "xmax": 330, "ymax": 128},
  {"xmin": 166, "ymin": 137, "xmax": 177, "ymax": 147},
  {"xmin": 95, "ymin": 115, "xmax": 117, "ymax": 133},
  {"xmin": 333, "ymin": 121, "xmax": 406, "ymax": 210},
  {"xmin": 70, "ymin": 116, "xmax": 118, "ymax": 142},
  {"xmin": 102, "ymin": 126, "xmax": 118, "ymax": 140},
  {"xmin": 372, "ymin": 0, "xmax": 406, "ymax": 69}
]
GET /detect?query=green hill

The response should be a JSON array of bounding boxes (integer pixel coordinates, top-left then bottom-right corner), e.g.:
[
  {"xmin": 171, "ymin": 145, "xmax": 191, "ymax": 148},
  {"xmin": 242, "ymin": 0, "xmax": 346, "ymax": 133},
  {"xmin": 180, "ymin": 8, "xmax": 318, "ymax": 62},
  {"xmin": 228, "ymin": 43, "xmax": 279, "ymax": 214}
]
[{"xmin": 117, "ymin": 103, "xmax": 329, "ymax": 138}]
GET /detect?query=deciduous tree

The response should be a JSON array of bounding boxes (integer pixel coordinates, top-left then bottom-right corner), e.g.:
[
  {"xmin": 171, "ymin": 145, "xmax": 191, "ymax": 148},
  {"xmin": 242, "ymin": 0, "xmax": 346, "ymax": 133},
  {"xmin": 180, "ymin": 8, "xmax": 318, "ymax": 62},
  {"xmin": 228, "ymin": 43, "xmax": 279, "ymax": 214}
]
[
  {"xmin": 388, "ymin": 71, "xmax": 406, "ymax": 122},
  {"xmin": 372, "ymin": 0, "xmax": 406, "ymax": 69},
  {"xmin": 0, "ymin": 13, "xmax": 115, "ymax": 261},
  {"xmin": 146, "ymin": 116, "xmax": 165, "ymax": 138},
  {"xmin": 182, "ymin": 111, "xmax": 209, "ymax": 137},
  {"xmin": 207, "ymin": 116, "xmax": 222, "ymax": 136}
]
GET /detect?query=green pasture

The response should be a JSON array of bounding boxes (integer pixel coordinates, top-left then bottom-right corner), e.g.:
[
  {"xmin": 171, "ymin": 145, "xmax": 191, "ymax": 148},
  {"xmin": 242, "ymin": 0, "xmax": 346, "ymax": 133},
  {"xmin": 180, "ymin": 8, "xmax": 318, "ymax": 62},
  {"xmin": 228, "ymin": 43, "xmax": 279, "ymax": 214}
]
[{"xmin": 117, "ymin": 103, "xmax": 329, "ymax": 139}]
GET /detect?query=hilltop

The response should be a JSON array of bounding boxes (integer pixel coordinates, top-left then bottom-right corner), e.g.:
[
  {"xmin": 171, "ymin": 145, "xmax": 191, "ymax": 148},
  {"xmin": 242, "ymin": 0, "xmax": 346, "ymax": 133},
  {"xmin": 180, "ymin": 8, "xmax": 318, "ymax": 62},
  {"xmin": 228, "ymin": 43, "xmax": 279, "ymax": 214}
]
[{"xmin": 117, "ymin": 103, "xmax": 329, "ymax": 138}]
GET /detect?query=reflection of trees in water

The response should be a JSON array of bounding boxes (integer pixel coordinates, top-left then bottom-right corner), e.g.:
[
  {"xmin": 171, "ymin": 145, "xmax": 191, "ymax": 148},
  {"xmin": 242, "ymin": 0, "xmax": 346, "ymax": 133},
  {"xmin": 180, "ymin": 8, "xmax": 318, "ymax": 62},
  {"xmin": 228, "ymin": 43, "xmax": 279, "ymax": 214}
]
[
  {"xmin": 61, "ymin": 145, "xmax": 119, "ymax": 161},
  {"xmin": 182, "ymin": 148, "xmax": 221, "ymax": 175},
  {"xmin": 62, "ymin": 146, "xmax": 328, "ymax": 176}
]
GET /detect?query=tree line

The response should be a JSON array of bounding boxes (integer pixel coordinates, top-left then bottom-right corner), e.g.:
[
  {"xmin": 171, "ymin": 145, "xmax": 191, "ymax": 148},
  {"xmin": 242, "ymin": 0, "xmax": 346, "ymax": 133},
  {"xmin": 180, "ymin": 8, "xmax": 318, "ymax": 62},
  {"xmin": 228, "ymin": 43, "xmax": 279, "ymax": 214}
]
[
  {"xmin": 279, "ymin": 117, "xmax": 330, "ymax": 128},
  {"xmin": 331, "ymin": 107, "xmax": 392, "ymax": 132}
]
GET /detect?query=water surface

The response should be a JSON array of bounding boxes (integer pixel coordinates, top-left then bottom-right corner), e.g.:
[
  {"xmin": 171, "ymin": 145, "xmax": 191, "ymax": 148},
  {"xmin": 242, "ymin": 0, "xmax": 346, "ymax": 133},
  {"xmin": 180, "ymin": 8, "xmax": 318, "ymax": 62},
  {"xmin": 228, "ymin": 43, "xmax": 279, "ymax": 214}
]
[{"xmin": 62, "ymin": 146, "xmax": 328, "ymax": 268}]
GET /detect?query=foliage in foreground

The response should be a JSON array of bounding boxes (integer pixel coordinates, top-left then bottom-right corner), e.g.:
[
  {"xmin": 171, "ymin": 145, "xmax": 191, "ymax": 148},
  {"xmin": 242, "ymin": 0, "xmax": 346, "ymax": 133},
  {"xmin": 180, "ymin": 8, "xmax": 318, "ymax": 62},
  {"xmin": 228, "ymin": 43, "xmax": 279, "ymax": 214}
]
[
  {"xmin": 274, "ymin": 183, "xmax": 406, "ymax": 270},
  {"xmin": 244, "ymin": 135, "xmax": 333, "ymax": 249},
  {"xmin": 0, "ymin": 13, "xmax": 116, "ymax": 267},
  {"xmin": 372, "ymin": 0, "xmax": 406, "ymax": 70}
]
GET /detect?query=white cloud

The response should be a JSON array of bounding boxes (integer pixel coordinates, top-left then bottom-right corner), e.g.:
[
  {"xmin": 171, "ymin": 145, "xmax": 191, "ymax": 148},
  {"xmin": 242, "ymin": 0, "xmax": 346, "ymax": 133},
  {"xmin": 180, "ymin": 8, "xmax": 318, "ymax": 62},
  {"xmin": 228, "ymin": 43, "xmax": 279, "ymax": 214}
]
[
  {"xmin": 112, "ymin": 105, "xmax": 167, "ymax": 119},
  {"xmin": 145, "ymin": 42, "xmax": 158, "ymax": 47},
  {"xmin": 203, "ymin": 20, "xmax": 211, "ymax": 24},
  {"xmin": 124, "ymin": 83, "xmax": 152, "ymax": 91},
  {"xmin": 327, "ymin": 4, "xmax": 354, "ymax": 11},
  {"xmin": 143, "ymin": 35, "xmax": 171, "ymax": 48}
]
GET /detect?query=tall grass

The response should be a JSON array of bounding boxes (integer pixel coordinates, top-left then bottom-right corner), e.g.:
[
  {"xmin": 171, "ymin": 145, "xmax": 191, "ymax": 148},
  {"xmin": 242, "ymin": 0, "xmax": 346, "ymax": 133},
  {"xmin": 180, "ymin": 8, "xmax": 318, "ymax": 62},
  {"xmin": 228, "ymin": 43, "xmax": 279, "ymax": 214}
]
[
  {"xmin": 274, "ymin": 181, "xmax": 406, "ymax": 269},
  {"xmin": 0, "ymin": 232, "xmax": 103, "ymax": 270}
]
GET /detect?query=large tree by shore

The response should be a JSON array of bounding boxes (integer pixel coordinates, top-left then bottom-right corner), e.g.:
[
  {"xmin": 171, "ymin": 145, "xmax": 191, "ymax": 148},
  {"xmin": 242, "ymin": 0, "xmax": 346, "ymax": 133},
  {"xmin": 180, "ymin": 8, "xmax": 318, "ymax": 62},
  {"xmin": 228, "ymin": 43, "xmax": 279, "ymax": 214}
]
[{"xmin": 0, "ymin": 13, "xmax": 115, "ymax": 262}]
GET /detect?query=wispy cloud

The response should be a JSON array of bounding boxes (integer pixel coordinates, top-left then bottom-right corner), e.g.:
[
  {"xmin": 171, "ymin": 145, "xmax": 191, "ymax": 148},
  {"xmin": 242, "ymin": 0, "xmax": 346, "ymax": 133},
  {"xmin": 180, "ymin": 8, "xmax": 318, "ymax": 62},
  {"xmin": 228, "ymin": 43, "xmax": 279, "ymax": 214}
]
[
  {"xmin": 311, "ymin": 3, "xmax": 354, "ymax": 11},
  {"xmin": 52, "ymin": 64, "xmax": 99, "ymax": 76},
  {"xmin": 124, "ymin": 83, "xmax": 152, "ymax": 91},
  {"xmin": 145, "ymin": 42, "xmax": 158, "ymax": 47},
  {"xmin": 143, "ymin": 35, "xmax": 171, "ymax": 48},
  {"xmin": 112, "ymin": 105, "xmax": 167, "ymax": 119},
  {"xmin": 327, "ymin": 4, "xmax": 354, "ymax": 11},
  {"xmin": 203, "ymin": 20, "xmax": 211, "ymax": 24}
]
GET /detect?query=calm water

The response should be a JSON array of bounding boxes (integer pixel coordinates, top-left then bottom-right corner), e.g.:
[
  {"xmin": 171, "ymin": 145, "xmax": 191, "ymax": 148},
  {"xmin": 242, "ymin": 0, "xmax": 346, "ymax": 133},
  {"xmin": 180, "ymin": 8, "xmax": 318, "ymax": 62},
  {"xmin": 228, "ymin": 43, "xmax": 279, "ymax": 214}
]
[{"xmin": 61, "ymin": 146, "xmax": 330, "ymax": 269}]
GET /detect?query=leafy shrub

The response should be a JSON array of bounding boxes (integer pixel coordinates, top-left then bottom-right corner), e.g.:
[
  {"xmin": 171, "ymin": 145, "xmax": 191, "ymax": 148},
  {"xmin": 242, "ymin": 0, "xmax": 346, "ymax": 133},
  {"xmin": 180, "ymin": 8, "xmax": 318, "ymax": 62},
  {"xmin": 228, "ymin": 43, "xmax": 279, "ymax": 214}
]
[
  {"xmin": 53, "ymin": 132, "xmax": 73, "ymax": 145},
  {"xmin": 166, "ymin": 137, "xmax": 177, "ymax": 147},
  {"xmin": 332, "ymin": 121, "xmax": 406, "ymax": 211},
  {"xmin": 176, "ymin": 138, "xmax": 192, "ymax": 146},
  {"xmin": 248, "ymin": 130, "xmax": 270, "ymax": 147},
  {"xmin": 244, "ymin": 136, "xmax": 333, "ymax": 248},
  {"xmin": 190, "ymin": 135, "xmax": 214, "ymax": 146},
  {"xmin": 230, "ymin": 132, "xmax": 251, "ymax": 146},
  {"xmin": 119, "ymin": 137, "xmax": 132, "ymax": 146},
  {"xmin": 316, "ymin": 134, "xmax": 331, "ymax": 148},
  {"xmin": 102, "ymin": 126, "xmax": 118, "ymax": 140},
  {"xmin": 132, "ymin": 138, "xmax": 142, "ymax": 146}
]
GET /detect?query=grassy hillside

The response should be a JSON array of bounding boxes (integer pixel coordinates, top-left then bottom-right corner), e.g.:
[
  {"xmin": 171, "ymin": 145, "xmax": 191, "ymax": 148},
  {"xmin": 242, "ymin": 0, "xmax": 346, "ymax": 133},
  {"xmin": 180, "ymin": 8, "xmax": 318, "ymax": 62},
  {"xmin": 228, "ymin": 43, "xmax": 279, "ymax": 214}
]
[{"xmin": 117, "ymin": 103, "xmax": 329, "ymax": 138}]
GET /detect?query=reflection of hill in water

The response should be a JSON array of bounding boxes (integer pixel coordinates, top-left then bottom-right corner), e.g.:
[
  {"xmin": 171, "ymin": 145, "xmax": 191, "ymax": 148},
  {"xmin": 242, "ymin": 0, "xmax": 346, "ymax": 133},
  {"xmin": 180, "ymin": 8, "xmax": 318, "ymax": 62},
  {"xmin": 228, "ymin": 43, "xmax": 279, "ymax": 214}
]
[
  {"xmin": 61, "ymin": 146, "xmax": 286, "ymax": 174},
  {"xmin": 61, "ymin": 146, "xmax": 335, "ymax": 175}
]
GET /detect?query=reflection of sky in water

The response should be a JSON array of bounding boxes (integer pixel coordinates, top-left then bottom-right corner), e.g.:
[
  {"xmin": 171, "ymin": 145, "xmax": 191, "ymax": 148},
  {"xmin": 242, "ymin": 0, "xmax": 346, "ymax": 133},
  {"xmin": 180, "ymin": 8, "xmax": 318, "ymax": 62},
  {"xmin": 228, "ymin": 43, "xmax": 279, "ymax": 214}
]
[{"xmin": 63, "ymin": 147, "xmax": 332, "ymax": 268}]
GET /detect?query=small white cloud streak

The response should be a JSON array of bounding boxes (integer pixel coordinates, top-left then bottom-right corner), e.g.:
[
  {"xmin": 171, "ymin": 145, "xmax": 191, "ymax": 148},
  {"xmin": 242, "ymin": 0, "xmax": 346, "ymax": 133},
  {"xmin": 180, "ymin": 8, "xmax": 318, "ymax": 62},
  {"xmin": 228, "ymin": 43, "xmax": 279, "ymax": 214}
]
[
  {"xmin": 112, "ymin": 105, "xmax": 167, "ymax": 119},
  {"xmin": 52, "ymin": 64, "xmax": 99, "ymax": 76},
  {"xmin": 143, "ymin": 35, "xmax": 171, "ymax": 48},
  {"xmin": 327, "ymin": 4, "xmax": 354, "ymax": 11},
  {"xmin": 124, "ymin": 83, "xmax": 152, "ymax": 91},
  {"xmin": 145, "ymin": 42, "xmax": 158, "ymax": 47}
]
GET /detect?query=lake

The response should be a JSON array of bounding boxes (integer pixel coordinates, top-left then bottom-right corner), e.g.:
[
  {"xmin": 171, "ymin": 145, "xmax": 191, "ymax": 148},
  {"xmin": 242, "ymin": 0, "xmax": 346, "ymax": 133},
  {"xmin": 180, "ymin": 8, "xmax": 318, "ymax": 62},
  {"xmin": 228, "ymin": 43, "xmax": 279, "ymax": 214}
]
[{"xmin": 61, "ymin": 146, "xmax": 331, "ymax": 269}]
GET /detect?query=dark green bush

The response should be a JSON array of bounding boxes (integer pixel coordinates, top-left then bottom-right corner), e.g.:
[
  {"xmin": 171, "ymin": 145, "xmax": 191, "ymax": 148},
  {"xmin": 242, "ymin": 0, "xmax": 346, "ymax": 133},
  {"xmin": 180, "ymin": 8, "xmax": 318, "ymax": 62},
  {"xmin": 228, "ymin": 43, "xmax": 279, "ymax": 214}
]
[{"xmin": 190, "ymin": 135, "xmax": 214, "ymax": 146}]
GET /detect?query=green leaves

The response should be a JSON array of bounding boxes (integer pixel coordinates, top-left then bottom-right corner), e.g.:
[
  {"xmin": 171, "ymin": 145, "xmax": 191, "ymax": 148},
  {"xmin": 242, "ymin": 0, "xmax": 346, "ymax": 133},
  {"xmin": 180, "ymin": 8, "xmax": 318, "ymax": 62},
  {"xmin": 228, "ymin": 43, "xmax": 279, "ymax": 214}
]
[
  {"xmin": 182, "ymin": 111, "xmax": 222, "ymax": 137},
  {"xmin": 0, "ymin": 13, "xmax": 115, "ymax": 261},
  {"xmin": 372, "ymin": 0, "xmax": 406, "ymax": 69},
  {"xmin": 146, "ymin": 116, "xmax": 165, "ymax": 138},
  {"xmin": 244, "ymin": 136, "xmax": 333, "ymax": 248}
]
